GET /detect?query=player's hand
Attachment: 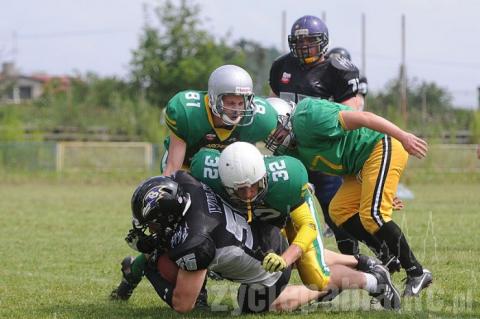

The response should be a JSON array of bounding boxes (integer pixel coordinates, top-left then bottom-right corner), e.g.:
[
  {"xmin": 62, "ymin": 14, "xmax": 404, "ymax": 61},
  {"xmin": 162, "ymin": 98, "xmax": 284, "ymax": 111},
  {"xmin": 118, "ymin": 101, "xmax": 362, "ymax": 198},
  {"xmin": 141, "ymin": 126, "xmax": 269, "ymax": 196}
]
[
  {"xmin": 393, "ymin": 197, "xmax": 405, "ymax": 211},
  {"xmin": 400, "ymin": 132, "xmax": 428, "ymax": 159},
  {"xmin": 125, "ymin": 229, "xmax": 156, "ymax": 254},
  {"xmin": 262, "ymin": 252, "xmax": 287, "ymax": 272}
]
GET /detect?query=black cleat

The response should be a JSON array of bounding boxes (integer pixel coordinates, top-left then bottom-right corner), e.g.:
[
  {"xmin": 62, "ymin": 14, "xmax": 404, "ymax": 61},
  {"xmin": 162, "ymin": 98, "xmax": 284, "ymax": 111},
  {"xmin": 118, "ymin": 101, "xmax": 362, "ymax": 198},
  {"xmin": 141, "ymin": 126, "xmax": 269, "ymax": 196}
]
[
  {"xmin": 194, "ymin": 287, "xmax": 209, "ymax": 309},
  {"xmin": 403, "ymin": 268, "xmax": 432, "ymax": 297},
  {"xmin": 355, "ymin": 254, "xmax": 381, "ymax": 273},
  {"xmin": 383, "ymin": 256, "xmax": 401, "ymax": 274},
  {"xmin": 369, "ymin": 264, "xmax": 401, "ymax": 310},
  {"xmin": 316, "ymin": 288, "xmax": 342, "ymax": 303},
  {"xmin": 110, "ymin": 256, "xmax": 139, "ymax": 301}
]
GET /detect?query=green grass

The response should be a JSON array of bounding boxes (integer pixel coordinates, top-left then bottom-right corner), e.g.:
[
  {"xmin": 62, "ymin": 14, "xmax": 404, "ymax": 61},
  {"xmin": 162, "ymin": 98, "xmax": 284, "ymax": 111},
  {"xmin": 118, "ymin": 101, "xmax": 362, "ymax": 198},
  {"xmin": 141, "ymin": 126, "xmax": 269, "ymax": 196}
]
[{"xmin": 0, "ymin": 175, "xmax": 479, "ymax": 318}]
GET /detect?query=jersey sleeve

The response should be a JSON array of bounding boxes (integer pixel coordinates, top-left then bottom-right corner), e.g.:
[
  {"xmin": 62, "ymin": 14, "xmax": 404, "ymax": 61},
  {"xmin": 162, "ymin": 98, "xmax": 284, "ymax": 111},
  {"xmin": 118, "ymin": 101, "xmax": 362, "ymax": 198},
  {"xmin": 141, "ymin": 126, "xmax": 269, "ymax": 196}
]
[
  {"xmin": 169, "ymin": 234, "xmax": 216, "ymax": 271},
  {"xmin": 265, "ymin": 156, "xmax": 308, "ymax": 213},
  {"xmin": 293, "ymin": 99, "xmax": 348, "ymax": 144},
  {"xmin": 165, "ymin": 92, "xmax": 189, "ymax": 142},
  {"xmin": 284, "ymin": 157, "xmax": 317, "ymax": 253},
  {"xmin": 329, "ymin": 56, "xmax": 360, "ymax": 103},
  {"xmin": 269, "ymin": 55, "xmax": 283, "ymax": 96},
  {"xmin": 189, "ymin": 148, "xmax": 224, "ymax": 194},
  {"xmin": 244, "ymin": 97, "xmax": 278, "ymax": 142}
]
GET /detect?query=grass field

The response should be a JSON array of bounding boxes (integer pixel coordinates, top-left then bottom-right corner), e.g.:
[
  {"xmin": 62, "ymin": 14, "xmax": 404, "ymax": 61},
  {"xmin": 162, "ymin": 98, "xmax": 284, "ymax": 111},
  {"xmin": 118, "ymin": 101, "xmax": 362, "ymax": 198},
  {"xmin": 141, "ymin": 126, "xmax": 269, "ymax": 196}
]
[{"xmin": 1, "ymin": 172, "xmax": 479, "ymax": 318}]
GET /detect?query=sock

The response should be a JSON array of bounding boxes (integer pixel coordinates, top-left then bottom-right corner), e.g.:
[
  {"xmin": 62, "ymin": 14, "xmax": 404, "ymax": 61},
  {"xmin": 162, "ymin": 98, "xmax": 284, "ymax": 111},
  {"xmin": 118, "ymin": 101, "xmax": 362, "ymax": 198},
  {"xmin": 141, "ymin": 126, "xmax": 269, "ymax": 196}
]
[
  {"xmin": 128, "ymin": 254, "xmax": 147, "ymax": 284},
  {"xmin": 320, "ymin": 203, "xmax": 360, "ymax": 255},
  {"xmin": 364, "ymin": 273, "xmax": 378, "ymax": 293},
  {"xmin": 341, "ymin": 213, "xmax": 386, "ymax": 259},
  {"xmin": 375, "ymin": 221, "xmax": 423, "ymax": 277}
]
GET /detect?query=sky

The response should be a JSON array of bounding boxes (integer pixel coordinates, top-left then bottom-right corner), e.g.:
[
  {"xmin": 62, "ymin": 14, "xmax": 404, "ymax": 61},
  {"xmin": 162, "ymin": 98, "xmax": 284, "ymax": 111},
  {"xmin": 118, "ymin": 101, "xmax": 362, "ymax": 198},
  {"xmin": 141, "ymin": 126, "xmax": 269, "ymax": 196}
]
[{"xmin": 0, "ymin": 0, "xmax": 479, "ymax": 109}]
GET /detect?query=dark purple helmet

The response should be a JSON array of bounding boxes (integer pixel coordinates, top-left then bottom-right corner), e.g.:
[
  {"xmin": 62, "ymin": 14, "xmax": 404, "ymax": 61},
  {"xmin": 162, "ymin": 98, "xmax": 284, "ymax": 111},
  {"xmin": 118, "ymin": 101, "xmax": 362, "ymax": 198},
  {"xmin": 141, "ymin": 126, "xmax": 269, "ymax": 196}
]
[
  {"xmin": 288, "ymin": 15, "xmax": 329, "ymax": 64},
  {"xmin": 326, "ymin": 47, "xmax": 351, "ymax": 61}
]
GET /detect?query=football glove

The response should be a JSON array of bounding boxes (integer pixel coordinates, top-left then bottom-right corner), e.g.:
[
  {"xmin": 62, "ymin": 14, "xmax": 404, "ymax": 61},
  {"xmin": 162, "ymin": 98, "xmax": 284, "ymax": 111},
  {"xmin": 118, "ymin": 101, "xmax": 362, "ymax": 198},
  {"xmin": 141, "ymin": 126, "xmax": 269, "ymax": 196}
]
[
  {"xmin": 125, "ymin": 229, "xmax": 157, "ymax": 254},
  {"xmin": 262, "ymin": 252, "xmax": 287, "ymax": 272}
]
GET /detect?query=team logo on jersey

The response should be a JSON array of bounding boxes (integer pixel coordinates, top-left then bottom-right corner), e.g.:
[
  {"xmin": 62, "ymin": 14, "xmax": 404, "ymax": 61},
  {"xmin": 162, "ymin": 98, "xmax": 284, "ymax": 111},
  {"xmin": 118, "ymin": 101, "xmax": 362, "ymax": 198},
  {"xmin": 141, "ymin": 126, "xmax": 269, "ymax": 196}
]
[
  {"xmin": 281, "ymin": 72, "xmax": 291, "ymax": 84},
  {"xmin": 205, "ymin": 133, "xmax": 217, "ymax": 142}
]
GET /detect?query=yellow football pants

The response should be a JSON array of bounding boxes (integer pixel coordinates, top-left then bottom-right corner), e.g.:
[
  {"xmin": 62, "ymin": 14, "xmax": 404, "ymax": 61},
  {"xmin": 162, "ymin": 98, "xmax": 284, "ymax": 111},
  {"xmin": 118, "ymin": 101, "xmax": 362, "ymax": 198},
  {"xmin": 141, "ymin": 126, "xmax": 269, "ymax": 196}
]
[{"xmin": 329, "ymin": 136, "xmax": 408, "ymax": 234}]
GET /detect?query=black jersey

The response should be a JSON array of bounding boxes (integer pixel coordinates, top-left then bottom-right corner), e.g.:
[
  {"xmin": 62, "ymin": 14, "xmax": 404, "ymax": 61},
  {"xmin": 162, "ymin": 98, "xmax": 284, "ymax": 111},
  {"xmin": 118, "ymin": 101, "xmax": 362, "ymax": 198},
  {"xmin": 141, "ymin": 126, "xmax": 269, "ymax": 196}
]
[
  {"xmin": 167, "ymin": 171, "xmax": 287, "ymax": 286},
  {"xmin": 269, "ymin": 53, "xmax": 360, "ymax": 103}
]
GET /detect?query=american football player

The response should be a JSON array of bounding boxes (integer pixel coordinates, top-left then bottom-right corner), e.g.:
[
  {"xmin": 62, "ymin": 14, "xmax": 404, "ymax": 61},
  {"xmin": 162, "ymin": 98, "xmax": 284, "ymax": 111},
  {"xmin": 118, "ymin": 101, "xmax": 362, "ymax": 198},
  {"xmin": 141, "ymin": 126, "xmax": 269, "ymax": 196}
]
[
  {"xmin": 162, "ymin": 64, "xmax": 277, "ymax": 175},
  {"xmin": 112, "ymin": 173, "xmax": 399, "ymax": 313},
  {"xmin": 266, "ymin": 97, "xmax": 433, "ymax": 297},
  {"xmin": 269, "ymin": 15, "xmax": 363, "ymax": 257},
  {"xmin": 190, "ymin": 142, "xmax": 401, "ymax": 310}
]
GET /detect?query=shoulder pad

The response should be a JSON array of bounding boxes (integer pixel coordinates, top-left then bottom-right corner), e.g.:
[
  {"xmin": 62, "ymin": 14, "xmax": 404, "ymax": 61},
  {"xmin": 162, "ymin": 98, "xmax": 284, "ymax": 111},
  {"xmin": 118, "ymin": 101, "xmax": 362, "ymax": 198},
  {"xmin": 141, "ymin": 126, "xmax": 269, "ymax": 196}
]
[
  {"xmin": 272, "ymin": 53, "xmax": 291, "ymax": 63},
  {"xmin": 329, "ymin": 55, "xmax": 359, "ymax": 73},
  {"xmin": 169, "ymin": 235, "xmax": 215, "ymax": 271}
]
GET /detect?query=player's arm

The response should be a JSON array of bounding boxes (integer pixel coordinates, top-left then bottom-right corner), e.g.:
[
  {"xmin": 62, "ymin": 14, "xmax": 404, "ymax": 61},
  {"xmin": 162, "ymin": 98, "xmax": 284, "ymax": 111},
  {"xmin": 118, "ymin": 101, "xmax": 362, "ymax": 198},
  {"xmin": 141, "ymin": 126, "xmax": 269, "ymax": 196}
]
[
  {"xmin": 163, "ymin": 92, "xmax": 190, "ymax": 176},
  {"xmin": 172, "ymin": 269, "xmax": 208, "ymax": 313},
  {"xmin": 339, "ymin": 110, "xmax": 428, "ymax": 159},
  {"xmin": 163, "ymin": 133, "xmax": 187, "ymax": 176},
  {"xmin": 264, "ymin": 200, "xmax": 317, "ymax": 271},
  {"xmin": 283, "ymin": 201, "xmax": 317, "ymax": 265},
  {"xmin": 268, "ymin": 57, "xmax": 281, "ymax": 97},
  {"xmin": 339, "ymin": 94, "xmax": 364, "ymax": 111}
]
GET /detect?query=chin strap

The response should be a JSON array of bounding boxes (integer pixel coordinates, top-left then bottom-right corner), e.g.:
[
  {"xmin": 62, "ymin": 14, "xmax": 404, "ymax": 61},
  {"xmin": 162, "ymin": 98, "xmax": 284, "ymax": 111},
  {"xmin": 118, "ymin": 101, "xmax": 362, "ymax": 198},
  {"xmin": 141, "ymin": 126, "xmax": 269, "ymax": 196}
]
[{"xmin": 246, "ymin": 202, "xmax": 253, "ymax": 224}]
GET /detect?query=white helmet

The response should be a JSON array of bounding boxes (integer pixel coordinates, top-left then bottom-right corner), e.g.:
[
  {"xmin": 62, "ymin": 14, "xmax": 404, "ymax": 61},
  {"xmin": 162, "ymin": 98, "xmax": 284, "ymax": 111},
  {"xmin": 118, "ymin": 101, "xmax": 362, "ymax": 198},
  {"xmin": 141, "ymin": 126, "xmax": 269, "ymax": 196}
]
[
  {"xmin": 265, "ymin": 97, "xmax": 296, "ymax": 155},
  {"xmin": 208, "ymin": 65, "xmax": 255, "ymax": 126},
  {"xmin": 219, "ymin": 142, "xmax": 267, "ymax": 203}
]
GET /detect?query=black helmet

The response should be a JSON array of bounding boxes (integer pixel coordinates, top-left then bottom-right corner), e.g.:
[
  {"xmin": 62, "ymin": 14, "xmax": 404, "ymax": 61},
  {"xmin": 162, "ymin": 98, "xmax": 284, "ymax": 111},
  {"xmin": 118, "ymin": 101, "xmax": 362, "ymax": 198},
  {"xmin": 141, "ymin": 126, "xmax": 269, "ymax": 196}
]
[
  {"xmin": 131, "ymin": 176, "xmax": 191, "ymax": 245},
  {"xmin": 326, "ymin": 47, "xmax": 351, "ymax": 61}
]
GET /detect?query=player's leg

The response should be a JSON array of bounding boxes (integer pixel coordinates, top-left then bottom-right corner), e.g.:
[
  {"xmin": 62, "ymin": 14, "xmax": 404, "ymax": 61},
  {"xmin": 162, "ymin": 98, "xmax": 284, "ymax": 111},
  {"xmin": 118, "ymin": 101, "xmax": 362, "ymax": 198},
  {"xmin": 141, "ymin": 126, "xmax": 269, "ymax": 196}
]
[
  {"xmin": 330, "ymin": 175, "xmax": 400, "ymax": 271},
  {"xmin": 238, "ymin": 221, "xmax": 292, "ymax": 313},
  {"xmin": 308, "ymin": 171, "xmax": 359, "ymax": 254},
  {"xmin": 283, "ymin": 190, "xmax": 330, "ymax": 291},
  {"xmin": 110, "ymin": 254, "xmax": 147, "ymax": 300},
  {"xmin": 359, "ymin": 136, "xmax": 432, "ymax": 296},
  {"xmin": 237, "ymin": 266, "xmax": 291, "ymax": 313}
]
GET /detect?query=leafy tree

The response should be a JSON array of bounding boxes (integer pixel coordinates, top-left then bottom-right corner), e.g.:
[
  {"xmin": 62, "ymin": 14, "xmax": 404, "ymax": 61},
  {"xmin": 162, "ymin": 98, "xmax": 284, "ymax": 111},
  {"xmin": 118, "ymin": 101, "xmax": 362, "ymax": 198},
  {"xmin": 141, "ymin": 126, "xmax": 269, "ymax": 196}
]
[
  {"xmin": 234, "ymin": 39, "xmax": 281, "ymax": 95},
  {"xmin": 130, "ymin": 0, "xmax": 244, "ymax": 108}
]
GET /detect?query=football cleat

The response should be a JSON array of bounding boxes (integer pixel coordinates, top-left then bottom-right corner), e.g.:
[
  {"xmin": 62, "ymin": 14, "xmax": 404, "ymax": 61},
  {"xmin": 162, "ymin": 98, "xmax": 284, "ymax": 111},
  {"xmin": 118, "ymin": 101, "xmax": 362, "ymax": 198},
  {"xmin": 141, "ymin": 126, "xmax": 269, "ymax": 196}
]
[
  {"xmin": 323, "ymin": 225, "xmax": 335, "ymax": 238},
  {"xmin": 355, "ymin": 254, "xmax": 382, "ymax": 273},
  {"xmin": 403, "ymin": 269, "xmax": 433, "ymax": 297},
  {"xmin": 383, "ymin": 256, "xmax": 401, "ymax": 274},
  {"xmin": 316, "ymin": 287, "xmax": 342, "ymax": 303},
  {"xmin": 369, "ymin": 265, "xmax": 401, "ymax": 310},
  {"xmin": 110, "ymin": 256, "xmax": 139, "ymax": 301},
  {"xmin": 195, "ymin": 287, "xmax": 209, "ymax": 309}
]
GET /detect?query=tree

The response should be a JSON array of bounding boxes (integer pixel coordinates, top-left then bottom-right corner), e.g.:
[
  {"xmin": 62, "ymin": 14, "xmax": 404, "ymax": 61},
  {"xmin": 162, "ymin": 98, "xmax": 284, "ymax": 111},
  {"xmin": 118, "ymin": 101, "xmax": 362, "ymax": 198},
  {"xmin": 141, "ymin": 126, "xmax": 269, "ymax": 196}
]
[
  {"xmin": 130, "ymin": 0, "xmax": 244, "ymax": 107},
  {"xmin": 234, "ymin": 39, "xmax": 281, "ymax": 95}
]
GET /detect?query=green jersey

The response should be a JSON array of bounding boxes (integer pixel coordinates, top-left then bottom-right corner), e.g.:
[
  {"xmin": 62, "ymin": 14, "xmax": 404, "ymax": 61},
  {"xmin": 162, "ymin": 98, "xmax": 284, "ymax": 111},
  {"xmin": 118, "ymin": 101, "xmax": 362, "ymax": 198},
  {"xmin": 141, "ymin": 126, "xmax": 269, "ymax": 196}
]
[
  {"xmin": 291, "ymin": 98, "xmax": 384, "ymax": 175},
  {"xmin": 190, "ymin": 148, "xmax": 309, "ymax": 226},
  {"xmin": 163, "ymin": 90, "xmax": 277, "ymax": 167}
]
